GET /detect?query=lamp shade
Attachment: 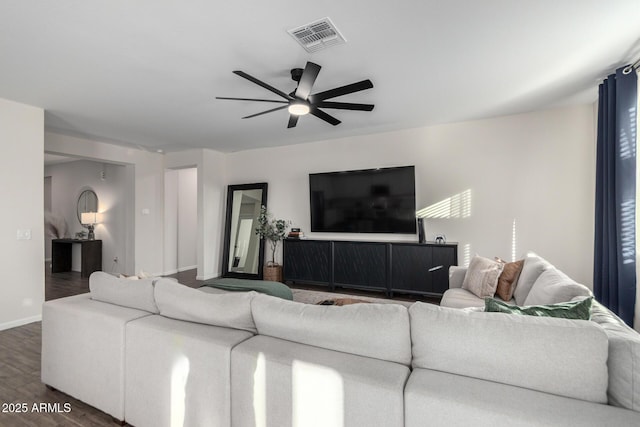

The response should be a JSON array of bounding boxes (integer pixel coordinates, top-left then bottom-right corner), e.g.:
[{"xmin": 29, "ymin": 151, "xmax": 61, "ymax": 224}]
[{"xmin": 81, "ymin": 212, "xmax": 100, "ymax": 225}]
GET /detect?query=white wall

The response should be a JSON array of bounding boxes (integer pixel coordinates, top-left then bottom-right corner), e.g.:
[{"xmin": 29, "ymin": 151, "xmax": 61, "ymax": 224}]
[
  {"xmin": 164, "ymin": 167, "xmax": 197, "ymax": 274},
  {"xmin": 164, "ymin": 169, "xmax": 178, "ymax": 274},
  {"xmin": 42, "ymin": 105, "xmax": 597, "ymax": 288},
  {"xmin": 226, "ymin": 105, "xmax": 595, "ymax": 286},
  {"xmin": 0, "ymin": 97, "xmax": 44, "ymax": 330},
  {"xmin": 166, "ymin": 149, "xmax": 226, "ymax": 280},
  {"xmin": 178, "ymin": 168, "xmax": 197, "ymax": 270},
  {"xmin": 199, "ymin": 150, "xmax": 226, "ymax": 280},
  {"xmin": 44, "ymin": 176, "xmax": 52, "ymax": 260},
  {"xmin": 45, "ymin": 132, "xmax": 164, "ymax": 276},
  {"xmin": 44, "ymin": 160, "xmax": 130, "ymax": 274}
]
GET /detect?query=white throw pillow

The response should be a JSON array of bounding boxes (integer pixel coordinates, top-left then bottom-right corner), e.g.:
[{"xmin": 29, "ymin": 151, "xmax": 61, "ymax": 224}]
[
  {"xmin": 523, "ymin": 268, "xmax": 592, "ymax": 306},
  {"xmin": 154, "ymin": 279, "xmax": 257, "ymax": 333},
  {"xmin": 90, "ymin": 271, "xmax": 158, "ymax": 313},
  {"xmin": 512, "ymin": 252, "xmax": 554, "ymax": 305},
  {"xmin": 461, "ymin": 255, "xmax": 504, "ymax": 298}
]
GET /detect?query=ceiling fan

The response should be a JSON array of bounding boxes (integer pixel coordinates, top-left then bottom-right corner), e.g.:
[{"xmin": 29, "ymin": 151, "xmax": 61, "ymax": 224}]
[{"xmin": 216, "ymin": 61, "xmax": 374, "ymax": 128}]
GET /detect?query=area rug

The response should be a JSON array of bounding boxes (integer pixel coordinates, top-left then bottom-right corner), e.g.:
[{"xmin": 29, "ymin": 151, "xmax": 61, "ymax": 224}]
[
  {"xmin": 200, "ymin": 283, "xmax": 418, "ymax": 307},
  {"xmin": 291, "ymin": 288, "xmax": 413, "ymax": 307}
]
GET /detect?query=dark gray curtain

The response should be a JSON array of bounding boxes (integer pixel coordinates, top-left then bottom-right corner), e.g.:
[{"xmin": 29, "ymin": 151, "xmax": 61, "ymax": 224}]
[{"xmin": 594, "ymin": 66, "xmax": 637, "ymax": 326}]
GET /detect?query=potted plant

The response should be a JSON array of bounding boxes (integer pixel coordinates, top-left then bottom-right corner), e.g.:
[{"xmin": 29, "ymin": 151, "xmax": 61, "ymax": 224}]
[{"xmin": 255, "ymin": 205, "xmax": 290, "ymax": 282}]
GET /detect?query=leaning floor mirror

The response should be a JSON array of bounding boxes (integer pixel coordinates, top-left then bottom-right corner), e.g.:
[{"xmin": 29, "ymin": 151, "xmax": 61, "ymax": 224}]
[{"xmin": 221, "ymin": 183, "xmax": 268, "ymax": 280}]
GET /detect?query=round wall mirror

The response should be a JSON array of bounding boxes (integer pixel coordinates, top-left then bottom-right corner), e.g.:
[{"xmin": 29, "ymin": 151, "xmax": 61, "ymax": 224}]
[{"xmin": 77, "ymin": 189, "xmax": 98, "ymax": 227}]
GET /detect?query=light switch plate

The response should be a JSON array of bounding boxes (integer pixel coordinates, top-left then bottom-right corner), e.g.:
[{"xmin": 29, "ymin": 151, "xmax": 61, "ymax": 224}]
[{"xmin": 17, "ymin": 229, "xmax": 31, "ymax": 240}]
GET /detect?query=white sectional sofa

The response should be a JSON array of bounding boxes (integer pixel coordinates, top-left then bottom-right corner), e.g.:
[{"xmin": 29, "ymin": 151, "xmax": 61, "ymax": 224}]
[
  {"xmin": 232, "ymin": 294, "xmax": 411, "ymax": 427},
  {"xmin": 41, "ymin": 293, "xmax": 150, "ymax": 420},
  {"xmin": 441, "ymin": 252, "xmax": 593, "ymax": 309},
  {"xmin": 41, "ymin": 270, "xmax": 640, "ymax": 426},
  {"xmin": 441, "ymin": 252, "xmax": 640, "ymax": 414}
]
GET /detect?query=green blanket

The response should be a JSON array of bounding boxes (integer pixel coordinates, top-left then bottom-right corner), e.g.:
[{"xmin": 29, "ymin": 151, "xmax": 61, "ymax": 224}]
[{"xmin": 202, "ymin": 277, "xmax": 293, "ymax": 300}]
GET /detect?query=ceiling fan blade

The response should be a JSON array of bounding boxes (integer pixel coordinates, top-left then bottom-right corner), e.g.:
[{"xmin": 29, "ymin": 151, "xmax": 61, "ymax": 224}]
[
  {"xmin": 316, "ymin": 101, "xmax": 374, "ymax": 111},
  {"xmin": 310, "ymin": 107, "xmax": 341, "ymax": 126},
  {"xmin": 242, "ymin": 105, "xmax": 288, "ymax": 119},
  {"xmin": 295, "ymin": 62, "xmax": 321, "ymax": 100},
  {"xmin": 216, "ymin": 97, "xmax": 288, "ymax": 104},
  {"xmin": 309, "ymin": 79, "xmax": 374, "ymax": 102},
  {"xmin": 287, "ymin": 115, "xmax": 299, "ymax": 128},
  {"xmin": 233, "ymin": 71, "xmax": 293, "ymax": 101}
]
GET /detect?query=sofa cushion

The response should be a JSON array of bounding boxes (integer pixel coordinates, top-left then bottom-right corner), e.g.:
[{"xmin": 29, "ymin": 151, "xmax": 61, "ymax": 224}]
[
  {"xmin": 512, "ymin": 252, "xmax": 554, "ymax": 305},
  {"xmin": 125, "ymin": 315, "xmax": 253, "ymax": 427},
  {"xmin": 89, "ymin": 271, "xmax": 158, "ymax": 313},
  {"xmin": 461, "ymin": 255, "xmax": 504, "ymax": 298},
  {"xmin": 154, "ymin": 279, "xmax": 257, "ymax": 333},
  {"xmin": 523, "ymin": 268, "xmax": 592, "ymax": 306},
  {"xmin": 409, "ymin": 302, "xmax": 608, "ymax": 403},
  {"xmin": 232, "ymin": 335, "xmax": 409, "ymax": 427},
  {"xmin": 590, "ymin": 300, "xmax": 640, "ymax": 411},
  {"xmin": 448, "ymin": 265, "xmax": 467, "ymax": 289},
  {"xmin": 485, "ymin": 296, "xmax": 593, "ymax": 320},
  {"xmin": 41, "ymin": 294, "xmax": 151, "ymax": 420},
  {"xmin": 251, "ymin": 293, "xmax": 412, "ymax": 365},
  {"xmin": 494, "ymin": 258, "xmax": 524, "ymax": 301},
  {"xmin": 440, "ymin": 288, "xmax": 486, "ymax": 308},
  {"xmin": 405, "ymin": 368, "xmax": 640, "ymax": 427}
]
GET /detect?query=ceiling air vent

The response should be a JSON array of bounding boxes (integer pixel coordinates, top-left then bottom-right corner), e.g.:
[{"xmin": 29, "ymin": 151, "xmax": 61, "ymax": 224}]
[{"xmin": 288, "ymin": 17, "xmax": 347, "ymax": 53}]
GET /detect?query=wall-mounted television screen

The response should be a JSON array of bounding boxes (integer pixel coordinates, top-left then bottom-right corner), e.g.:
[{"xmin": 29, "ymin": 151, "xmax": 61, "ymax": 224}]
[{"xmin": 309, "ymin": 166, "xmax": 416, "ymax": 233}]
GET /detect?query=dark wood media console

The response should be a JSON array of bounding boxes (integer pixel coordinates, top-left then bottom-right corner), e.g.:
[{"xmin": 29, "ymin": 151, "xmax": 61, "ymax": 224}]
[{"xmin": 283, "ymin": 238, "xmax": 458, "ymax": 297}]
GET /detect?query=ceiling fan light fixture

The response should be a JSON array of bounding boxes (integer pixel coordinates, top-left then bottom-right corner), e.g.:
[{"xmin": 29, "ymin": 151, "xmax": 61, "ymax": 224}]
[
  {"xmin": 218, "ymin": 60, "xmax": 374, "ymax": 127},
  {"xmin": 288, "ymin": 102, "xmax": 310, "ymax": 116}
]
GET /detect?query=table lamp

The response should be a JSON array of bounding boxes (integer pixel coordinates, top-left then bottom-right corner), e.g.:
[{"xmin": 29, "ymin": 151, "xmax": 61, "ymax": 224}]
[{"xmin": 81, "ymin": 212, "xmax": 100, "ymax": 240}]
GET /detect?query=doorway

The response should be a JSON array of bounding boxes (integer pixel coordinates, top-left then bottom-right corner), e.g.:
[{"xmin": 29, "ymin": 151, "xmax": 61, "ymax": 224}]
[{"xmin": 164, "ymin": 167, "xmax": 197, "ymax": 275}]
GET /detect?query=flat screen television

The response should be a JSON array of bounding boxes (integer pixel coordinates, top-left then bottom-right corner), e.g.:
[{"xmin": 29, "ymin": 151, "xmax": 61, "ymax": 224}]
[{"xmin": 309, "ymin": 166, "xmax": 416, "ymax": 233}]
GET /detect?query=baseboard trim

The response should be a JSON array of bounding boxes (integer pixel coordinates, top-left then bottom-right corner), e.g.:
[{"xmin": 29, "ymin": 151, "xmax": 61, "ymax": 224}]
[
  {"xmin": 178, "ymin": 265, "xmax": 197, "ymax": 272},
  {"xmin": 0, "ymin": 314, "xmax": 42, "ymax": 331},
  {"xmin": 162, "ymin": 269, "xmax": 178, "ymax": 276}
]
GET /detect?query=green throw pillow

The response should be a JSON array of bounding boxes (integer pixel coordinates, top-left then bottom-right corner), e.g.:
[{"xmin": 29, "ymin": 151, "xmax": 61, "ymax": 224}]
[{"xmin": 484, "ymin": 296, "xmax": 593, "ymax": 320}]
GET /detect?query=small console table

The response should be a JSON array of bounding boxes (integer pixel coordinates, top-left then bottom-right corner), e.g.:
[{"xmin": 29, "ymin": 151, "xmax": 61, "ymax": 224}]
[
  {"xmin": 51, "ymin": 239, "xmax": 102, "ymax": 278},
  {"xmin": 283, "ymin": 239, "xmax": 458, "ymax": 297}
]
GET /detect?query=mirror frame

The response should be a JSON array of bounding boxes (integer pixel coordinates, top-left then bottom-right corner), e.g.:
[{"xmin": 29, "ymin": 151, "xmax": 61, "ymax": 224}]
[
  {"xmin": 221, "ymin": 183, "xmax": 268, "ymax": 280},
  {"xmin": 77, "ymin": 189, "xmax": 98, "ymax": 228}
]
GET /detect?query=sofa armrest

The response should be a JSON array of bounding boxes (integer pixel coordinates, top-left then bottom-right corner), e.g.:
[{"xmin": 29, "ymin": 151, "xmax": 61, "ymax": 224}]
[
  {"xmin": 449, "ymin": 266, "xmax": 467, "ymax": 289},
  {"xmin": 41, "ymin": 294, "xmax": 151, "ymax": 421}
]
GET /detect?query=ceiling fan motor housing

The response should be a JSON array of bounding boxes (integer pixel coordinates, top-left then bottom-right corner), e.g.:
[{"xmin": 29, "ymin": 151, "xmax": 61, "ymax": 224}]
[{"xmin": 290, "ymin": 68, "xmax": 304, "ymax": 82}]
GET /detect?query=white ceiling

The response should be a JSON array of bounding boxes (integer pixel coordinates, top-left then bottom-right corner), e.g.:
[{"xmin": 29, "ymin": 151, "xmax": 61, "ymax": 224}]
[{"xmin": 1, "ymin": 1, "xmax": 639, "ymax": 153}]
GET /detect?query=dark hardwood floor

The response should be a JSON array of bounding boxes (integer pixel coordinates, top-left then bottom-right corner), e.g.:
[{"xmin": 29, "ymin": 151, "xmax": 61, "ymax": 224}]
[
  {"xmin": 43, "ymin": 266, "xmax": 202, "ymax": 302},
  {"xmin": 1, "ymin": 264, "xmax": 437, "ymax": 426}
]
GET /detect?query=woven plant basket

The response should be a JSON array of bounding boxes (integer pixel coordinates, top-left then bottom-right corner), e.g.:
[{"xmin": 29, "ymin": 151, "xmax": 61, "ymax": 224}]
[{"xmin": 263, "ymin": 263, "xmax": 283, "ymax": 282}]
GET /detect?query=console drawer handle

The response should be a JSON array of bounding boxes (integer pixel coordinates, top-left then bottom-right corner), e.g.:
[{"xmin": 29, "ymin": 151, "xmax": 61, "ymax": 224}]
[{"xmin": 428, "ymin": 265, "xmax": 444, "ymax": 272}]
